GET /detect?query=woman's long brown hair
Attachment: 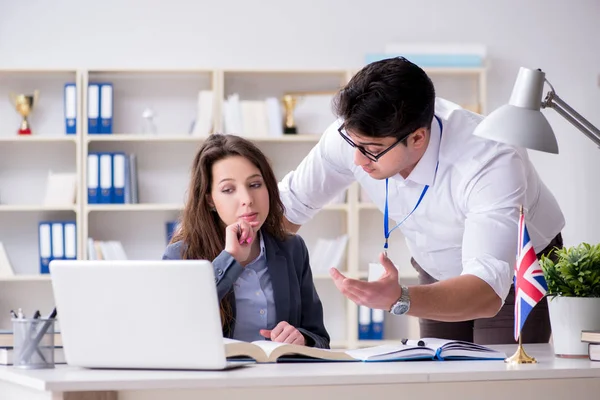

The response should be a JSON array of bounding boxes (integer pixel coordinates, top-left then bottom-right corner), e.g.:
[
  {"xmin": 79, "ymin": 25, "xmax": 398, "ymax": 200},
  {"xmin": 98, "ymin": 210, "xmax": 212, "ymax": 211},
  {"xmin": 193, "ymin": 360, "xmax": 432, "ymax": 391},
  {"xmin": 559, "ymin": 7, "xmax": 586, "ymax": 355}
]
[{"xmin": 171, "ymin": 134, "xmax": 287, "ymax": 331}]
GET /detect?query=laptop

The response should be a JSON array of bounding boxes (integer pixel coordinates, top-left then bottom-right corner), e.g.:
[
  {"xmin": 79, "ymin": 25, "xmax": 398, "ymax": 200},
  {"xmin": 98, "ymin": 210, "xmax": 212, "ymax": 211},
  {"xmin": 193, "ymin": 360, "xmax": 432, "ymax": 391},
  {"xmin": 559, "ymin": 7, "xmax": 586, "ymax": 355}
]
[{"xmin": 49, "ymin": 259, "xmax": 252, "ymax": 370}]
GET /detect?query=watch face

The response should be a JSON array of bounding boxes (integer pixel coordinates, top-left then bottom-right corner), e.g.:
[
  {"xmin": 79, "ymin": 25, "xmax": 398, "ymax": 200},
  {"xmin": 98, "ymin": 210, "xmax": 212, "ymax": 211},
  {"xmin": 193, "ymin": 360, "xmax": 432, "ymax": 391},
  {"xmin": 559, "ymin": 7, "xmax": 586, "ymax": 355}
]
[{"xmin": 391, "ymin": 302, "xmax": 409, "ymax": 315}]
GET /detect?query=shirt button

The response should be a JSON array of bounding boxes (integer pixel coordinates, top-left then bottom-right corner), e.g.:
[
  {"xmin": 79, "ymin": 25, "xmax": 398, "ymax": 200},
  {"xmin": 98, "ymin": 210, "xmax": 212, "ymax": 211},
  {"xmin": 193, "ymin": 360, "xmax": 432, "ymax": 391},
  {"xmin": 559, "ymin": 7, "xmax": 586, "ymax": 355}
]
[{"xmin": 259, "ymin": 309, "xmax": 265, "ymax": 315}]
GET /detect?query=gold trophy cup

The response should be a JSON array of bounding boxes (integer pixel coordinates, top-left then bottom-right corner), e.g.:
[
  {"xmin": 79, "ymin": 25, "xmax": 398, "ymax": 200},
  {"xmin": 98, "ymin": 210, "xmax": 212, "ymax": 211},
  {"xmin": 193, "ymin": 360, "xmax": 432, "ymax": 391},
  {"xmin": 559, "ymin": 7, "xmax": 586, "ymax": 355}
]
[
  {"xmin": 282, "ymin": 94, "xmax": 299, "ymax": 134},
  {"xmin": 9, "ymin": 90, "xmax": 39, "ymax": 135}
]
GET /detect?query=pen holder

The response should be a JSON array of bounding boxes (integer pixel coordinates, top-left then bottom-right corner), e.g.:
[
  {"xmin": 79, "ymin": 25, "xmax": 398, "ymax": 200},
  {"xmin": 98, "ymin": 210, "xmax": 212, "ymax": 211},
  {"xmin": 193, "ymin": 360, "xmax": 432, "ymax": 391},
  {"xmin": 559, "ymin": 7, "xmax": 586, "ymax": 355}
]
[{"xmin": 12, "ymin": 318, "xmax": 56, "ymax": 369}]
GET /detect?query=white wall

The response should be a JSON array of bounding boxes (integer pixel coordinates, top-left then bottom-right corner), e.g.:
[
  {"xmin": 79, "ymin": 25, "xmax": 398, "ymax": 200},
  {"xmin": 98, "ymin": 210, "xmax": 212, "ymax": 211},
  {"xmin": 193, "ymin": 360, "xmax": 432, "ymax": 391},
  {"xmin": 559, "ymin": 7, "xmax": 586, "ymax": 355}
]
[{"xmin": 1, "ymin": 0, "xmax": 599, "ymax": 246}]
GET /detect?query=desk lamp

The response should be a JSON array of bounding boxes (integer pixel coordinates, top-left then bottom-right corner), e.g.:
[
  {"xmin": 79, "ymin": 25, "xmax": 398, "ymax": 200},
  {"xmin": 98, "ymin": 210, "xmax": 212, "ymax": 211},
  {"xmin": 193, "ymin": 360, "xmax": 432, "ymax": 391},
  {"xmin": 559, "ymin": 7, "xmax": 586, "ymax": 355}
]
[
  {"xmin": 473, "ymin": 67, "xmax": 600, "ymax": 364},
  {"xmin": 473, "ymin": 67, "xmax": 600, "ymax": 153}
]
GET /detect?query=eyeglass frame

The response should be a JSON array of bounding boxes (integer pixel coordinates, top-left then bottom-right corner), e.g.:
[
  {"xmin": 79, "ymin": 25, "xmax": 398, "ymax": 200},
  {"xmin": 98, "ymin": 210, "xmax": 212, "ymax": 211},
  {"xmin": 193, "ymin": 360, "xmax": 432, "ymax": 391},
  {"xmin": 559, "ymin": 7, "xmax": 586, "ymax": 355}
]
[{"xmin": 337, "ymin": 125, "xmax": 409, "ymax": 162}]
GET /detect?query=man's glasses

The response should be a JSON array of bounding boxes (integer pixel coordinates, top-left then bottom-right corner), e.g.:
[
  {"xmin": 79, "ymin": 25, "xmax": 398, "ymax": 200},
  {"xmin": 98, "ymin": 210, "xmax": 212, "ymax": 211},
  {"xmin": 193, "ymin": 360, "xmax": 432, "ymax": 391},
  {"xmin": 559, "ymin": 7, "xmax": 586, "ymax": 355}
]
[{"xmin": 337, "ymin": 126, "xmax": 404, "ymax": 162}]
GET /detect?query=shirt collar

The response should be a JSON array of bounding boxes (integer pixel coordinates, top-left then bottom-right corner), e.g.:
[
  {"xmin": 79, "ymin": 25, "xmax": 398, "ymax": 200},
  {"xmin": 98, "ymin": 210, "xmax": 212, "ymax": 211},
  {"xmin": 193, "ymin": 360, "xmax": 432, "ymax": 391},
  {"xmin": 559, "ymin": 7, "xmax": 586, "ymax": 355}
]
[{"xmin": 391, "ymin": 116, "xmax": 442, "ymax": 187}]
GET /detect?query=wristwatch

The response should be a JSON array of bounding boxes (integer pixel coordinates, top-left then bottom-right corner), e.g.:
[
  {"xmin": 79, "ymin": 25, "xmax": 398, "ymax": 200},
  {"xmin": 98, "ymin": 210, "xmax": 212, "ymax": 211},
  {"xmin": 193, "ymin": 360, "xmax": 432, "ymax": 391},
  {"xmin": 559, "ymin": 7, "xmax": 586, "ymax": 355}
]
[{"xmin": 389, "ymin": 285, "xmax": 411, "ymax": 315}]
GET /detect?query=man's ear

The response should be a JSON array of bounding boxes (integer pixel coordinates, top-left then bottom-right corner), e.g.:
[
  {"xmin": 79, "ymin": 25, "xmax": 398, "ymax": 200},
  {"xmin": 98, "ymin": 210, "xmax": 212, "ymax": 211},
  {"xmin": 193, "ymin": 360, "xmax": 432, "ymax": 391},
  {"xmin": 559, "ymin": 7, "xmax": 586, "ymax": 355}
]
[{"xmin": 410, "ymin": 128, "xmax": 429, "ymax": 150}]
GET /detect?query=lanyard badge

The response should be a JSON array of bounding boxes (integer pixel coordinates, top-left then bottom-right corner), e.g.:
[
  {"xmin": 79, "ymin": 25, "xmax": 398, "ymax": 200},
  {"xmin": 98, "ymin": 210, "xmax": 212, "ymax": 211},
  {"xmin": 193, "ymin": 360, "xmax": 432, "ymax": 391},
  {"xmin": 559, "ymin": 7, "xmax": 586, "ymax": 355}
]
[{"xmin": 383, "ymin": 116, "xmax": 443, "ymax": 254}]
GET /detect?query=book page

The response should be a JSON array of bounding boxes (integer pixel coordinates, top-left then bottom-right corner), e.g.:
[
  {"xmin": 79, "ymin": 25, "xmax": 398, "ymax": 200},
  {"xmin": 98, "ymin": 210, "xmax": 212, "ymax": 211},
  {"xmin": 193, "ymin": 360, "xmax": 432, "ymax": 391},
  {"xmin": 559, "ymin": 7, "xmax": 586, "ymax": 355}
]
[
  {"xmin": 421, "ymin": 338, "xmax": 496, "ymax": 352},
  {"xmin": 346, "ymin": 344, "xmax": 434, "ymax": 361},
  {"xmin": 417, "ymin": 338, "xmax": 507, "ymax": 360},
  {"xmin": 252, "ymin": 340, "xmax": 355, "ymax": 362},
  {"xmin": 223, "ymin": 338, "xmax": 268, "ymax": 362},
  {"xmin": 250, "ymin": 340, "xmax": 289, "ymax": 357}
]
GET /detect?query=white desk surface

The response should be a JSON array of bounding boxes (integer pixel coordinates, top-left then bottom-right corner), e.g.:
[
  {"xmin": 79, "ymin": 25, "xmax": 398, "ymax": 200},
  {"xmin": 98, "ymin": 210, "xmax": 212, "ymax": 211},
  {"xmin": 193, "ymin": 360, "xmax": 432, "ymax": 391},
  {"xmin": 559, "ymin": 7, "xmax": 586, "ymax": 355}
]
[{"xmin": 0, "ymin": 344, "xmax": 598, "ymax": 393}]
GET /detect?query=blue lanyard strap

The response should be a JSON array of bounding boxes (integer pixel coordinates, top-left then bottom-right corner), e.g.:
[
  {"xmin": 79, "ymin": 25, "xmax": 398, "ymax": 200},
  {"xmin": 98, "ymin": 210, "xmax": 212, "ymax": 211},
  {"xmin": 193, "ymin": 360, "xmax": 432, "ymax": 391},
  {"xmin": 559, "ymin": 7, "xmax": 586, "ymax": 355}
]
[
  {"xmin": 384, "ymin": 179, "xmax": 430, "ymax": 249},
  {"xmin": 383, "ymin": 116, "xmax": 443, "ymax": 250}
]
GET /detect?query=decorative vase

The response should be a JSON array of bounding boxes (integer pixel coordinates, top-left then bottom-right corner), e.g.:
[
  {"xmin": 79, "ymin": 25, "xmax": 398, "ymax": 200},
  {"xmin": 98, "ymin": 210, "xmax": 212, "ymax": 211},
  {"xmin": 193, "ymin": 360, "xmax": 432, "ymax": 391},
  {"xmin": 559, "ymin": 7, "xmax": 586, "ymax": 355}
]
[{"xmin": 548, "ymin": 296, "xmax": 600, "ymax": 357}]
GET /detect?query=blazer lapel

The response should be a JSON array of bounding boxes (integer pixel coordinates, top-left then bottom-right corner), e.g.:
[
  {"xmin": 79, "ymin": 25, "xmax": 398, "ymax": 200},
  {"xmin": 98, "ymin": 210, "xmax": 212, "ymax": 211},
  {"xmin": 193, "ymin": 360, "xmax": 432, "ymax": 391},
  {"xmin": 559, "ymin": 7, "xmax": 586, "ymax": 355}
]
[{"xmin": 263, "ymin": 231, "xmax": 290, "ymax": 323}]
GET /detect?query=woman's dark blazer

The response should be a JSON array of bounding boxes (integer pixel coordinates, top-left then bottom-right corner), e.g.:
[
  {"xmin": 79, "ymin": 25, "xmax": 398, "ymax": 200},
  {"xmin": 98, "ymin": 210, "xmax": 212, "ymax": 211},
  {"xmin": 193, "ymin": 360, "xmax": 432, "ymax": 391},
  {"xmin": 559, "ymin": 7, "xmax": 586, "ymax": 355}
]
[{"xmin": 162, "ymin": 231, "xmax": 330, "ymax": 349}]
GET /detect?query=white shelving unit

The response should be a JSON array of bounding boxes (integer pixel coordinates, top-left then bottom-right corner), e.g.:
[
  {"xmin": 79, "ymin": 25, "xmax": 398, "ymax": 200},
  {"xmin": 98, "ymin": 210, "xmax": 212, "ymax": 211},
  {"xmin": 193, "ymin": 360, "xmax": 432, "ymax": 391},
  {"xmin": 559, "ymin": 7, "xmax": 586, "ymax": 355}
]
[
  {"xmin": 0, "ymin": 66, "xmax": 486, "ymax": 347},
  {"xmin": 0, "ymin": 69, "xmax": 83, "ymax": 327}
]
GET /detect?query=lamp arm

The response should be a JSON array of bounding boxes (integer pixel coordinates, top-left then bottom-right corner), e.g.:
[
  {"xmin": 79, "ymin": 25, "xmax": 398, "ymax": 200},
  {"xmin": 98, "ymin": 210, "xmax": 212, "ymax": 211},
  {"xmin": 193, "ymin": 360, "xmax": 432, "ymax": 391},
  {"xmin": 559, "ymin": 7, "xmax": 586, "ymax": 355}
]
[{"xmin": 542, "ymin": 91, "xmax": 600, "ymax": 148}]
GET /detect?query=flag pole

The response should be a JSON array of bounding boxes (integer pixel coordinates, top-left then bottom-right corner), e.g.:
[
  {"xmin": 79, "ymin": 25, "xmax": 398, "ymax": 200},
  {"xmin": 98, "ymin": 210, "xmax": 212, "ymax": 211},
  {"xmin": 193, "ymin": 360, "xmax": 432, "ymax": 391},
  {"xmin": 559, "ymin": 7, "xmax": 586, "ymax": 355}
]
[
  {"xmin": 505, "ymin": 205, "xmax": 537, "ymax": 364},
  {"xmin": 505, "ymin": 334, "xmax": 537, "ymax": 364}
]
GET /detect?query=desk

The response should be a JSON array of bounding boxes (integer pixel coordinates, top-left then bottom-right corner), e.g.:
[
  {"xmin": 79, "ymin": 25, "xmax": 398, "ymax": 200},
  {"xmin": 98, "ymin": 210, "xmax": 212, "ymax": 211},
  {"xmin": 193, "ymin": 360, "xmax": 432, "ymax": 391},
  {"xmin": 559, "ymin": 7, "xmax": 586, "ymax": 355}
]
[{"xmin": 0, "ymin": 344, "xmax": 599, "ymax": 400}]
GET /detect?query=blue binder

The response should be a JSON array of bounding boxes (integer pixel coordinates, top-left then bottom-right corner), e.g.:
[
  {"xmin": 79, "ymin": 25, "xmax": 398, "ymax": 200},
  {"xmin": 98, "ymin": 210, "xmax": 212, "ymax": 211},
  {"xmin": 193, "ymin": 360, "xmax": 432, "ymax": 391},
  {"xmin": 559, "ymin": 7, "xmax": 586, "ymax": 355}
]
[
  {"xmin": 99, "ymin": 83, "xmax": 113, "ymax": 134},
  {"xmin": 88, "ymin": 83, "xmax": 100, "ymax": 134},
  {"xmin": 38, "ymin": 222, "xmax": 53, "ymax": 274},
  {"xmin": 166, "ymin": 221, "xmax": 179, "ymax": 244},
  {"xmin": 112, "ymin": 152, "xmax": 126, "ymax": 204},
  {"xmin": 64, "ymin": 83, "xmax": 77, "ymax": 135},
  {"xmin": 87, "ymin": 153, "xmax": 100, "ymax": 204},
  {"xmin": 358, "ymin": 306, "xmax": 371, "ymax": 340},
  {"xmin": 51, "ymin": 222, "xmax": 65, "ymax": 263},
  {"xmin": 370, "ymin": 310, "xmax": 385, "ymax": 340},
  {"xmin": 63, "ymin": 222, "xmax": 77, "ymax": 260},
  {"xmin": 99, "ymin": 152, "xmax": 113, "ymax": 204}
]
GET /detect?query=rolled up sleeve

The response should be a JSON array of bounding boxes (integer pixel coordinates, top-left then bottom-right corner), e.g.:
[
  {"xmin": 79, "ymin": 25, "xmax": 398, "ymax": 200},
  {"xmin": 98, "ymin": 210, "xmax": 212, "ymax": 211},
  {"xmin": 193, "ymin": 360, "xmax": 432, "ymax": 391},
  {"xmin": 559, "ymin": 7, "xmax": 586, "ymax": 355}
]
[
  {"xmin": 460, "ymin": 151, "xmax": 527, "ymax": 303},
  {"xmin": 278, "ymin": 120, "xmax": 355, "ymax": 225}
]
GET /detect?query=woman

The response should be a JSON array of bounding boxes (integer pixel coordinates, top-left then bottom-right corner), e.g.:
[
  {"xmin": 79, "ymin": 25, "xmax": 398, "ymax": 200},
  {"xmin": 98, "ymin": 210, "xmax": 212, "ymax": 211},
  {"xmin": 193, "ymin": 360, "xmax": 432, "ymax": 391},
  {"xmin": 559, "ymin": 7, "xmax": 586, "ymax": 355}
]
[{"xmin": 163, "ymin": 134, "xmax": 330, "ymax": 349}]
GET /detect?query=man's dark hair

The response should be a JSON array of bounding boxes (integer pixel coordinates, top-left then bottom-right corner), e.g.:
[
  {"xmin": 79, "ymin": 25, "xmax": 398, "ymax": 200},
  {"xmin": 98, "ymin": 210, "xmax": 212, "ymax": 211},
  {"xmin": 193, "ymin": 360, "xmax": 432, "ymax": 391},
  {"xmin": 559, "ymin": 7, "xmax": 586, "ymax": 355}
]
[{"xmin": 333, "ymin": 57, "xmax": 436, "ymax": 142}]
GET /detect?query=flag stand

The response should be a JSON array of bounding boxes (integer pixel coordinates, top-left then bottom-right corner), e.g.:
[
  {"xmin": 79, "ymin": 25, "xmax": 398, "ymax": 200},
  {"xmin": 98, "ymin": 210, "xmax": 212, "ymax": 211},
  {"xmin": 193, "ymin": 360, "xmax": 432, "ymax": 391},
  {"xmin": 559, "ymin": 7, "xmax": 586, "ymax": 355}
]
[{"xmin": 505, "ymin": 335, "xmax": 537, "ymax": 364}]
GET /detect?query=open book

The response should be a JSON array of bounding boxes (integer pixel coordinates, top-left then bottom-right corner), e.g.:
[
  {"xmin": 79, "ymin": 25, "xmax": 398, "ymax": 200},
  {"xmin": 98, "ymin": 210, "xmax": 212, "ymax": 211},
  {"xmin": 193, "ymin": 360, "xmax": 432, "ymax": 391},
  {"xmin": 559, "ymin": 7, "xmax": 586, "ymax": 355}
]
[{"xmin": 224, "ymin": 338, "xmax": 507, "ymax": 363}]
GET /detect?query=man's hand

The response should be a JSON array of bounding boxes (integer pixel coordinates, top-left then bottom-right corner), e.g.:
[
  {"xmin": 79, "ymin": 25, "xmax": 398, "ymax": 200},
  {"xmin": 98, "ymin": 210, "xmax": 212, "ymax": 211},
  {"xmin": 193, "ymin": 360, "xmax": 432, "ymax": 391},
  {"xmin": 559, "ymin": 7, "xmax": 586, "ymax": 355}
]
[
  {"xmin": 330, "ymin": 252, "xmax": 402, "ymax": 310},
  {"xmin": 260, "ymin": 321, "xmax": 306, "ymax": 345}
]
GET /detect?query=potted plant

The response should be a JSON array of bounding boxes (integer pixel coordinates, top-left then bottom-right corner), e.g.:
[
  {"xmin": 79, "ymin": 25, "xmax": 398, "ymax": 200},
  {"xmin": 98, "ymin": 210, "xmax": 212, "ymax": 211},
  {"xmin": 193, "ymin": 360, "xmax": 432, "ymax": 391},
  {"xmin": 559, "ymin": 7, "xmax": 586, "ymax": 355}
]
[{"xmin": 540, "ymin": 242, "xmax": 600, "ymax": 357}]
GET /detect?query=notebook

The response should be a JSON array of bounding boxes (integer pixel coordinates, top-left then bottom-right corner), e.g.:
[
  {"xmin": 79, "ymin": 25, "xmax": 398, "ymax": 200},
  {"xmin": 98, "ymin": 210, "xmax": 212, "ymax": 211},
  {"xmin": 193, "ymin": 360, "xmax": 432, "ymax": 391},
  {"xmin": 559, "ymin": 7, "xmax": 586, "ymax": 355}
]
[{"xmin": 224, "ymin": 338, "xmax": 507, "ymax": 363}]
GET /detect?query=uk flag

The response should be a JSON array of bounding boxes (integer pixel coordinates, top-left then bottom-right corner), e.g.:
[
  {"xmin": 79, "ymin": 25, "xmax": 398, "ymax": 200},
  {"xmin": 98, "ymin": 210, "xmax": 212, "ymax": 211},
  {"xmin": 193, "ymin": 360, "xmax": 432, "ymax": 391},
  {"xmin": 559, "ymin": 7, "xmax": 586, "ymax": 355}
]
[{"xmin": 514, "ymin": 209, "xmax": 548, "ymax": 341}]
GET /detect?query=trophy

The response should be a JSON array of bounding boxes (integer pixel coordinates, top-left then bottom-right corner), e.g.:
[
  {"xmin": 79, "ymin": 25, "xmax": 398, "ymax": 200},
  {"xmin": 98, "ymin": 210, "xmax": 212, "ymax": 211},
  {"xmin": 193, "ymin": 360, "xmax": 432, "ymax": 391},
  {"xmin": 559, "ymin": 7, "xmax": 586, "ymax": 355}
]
[
  {"xmin": 282, "ymin": 94, "xmax": 299, "ymax": 134},
  {"xmin": 9, "ymin": 90, "xmax": 39, "ymax": 135}
]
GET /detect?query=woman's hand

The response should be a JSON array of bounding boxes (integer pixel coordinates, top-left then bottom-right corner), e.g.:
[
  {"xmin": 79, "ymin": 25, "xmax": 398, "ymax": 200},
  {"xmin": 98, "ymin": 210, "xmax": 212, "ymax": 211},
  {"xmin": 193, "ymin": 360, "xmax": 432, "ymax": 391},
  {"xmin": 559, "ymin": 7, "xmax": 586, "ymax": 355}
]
[
  {"xmin": 224, "ymin": 220, "xmax": 258, "ymax": 265},
  {"xmin": 260, "ymin": 321, "xmax": 306, "ymax": 346}
]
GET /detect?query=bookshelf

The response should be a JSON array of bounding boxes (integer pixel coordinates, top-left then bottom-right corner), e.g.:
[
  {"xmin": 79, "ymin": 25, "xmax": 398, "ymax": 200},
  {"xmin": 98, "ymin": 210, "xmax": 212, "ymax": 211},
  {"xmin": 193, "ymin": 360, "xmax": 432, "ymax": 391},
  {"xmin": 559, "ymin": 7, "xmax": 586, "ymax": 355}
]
[{"xmin": 0, "ymin": 66, "xmax": 487, "ymax": 348}]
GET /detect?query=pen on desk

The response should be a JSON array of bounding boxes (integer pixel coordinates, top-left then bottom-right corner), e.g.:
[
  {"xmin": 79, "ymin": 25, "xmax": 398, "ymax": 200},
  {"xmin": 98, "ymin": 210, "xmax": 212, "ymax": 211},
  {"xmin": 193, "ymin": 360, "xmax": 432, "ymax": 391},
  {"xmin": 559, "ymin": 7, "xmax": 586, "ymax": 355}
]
[
  {"xmin": 10, "ymin": 310, "xmax": 18, "ymax": 319},
  {"xmin": 17, "ymin": 308, "xmax": 24, "ymax": 319},
  {"xmin": 32, "ymin": 310, "xmax": 41, "ymax": 319},
  {"xmin": 401, "ymin": 338, "xmax": 426, "ymax": 347}
]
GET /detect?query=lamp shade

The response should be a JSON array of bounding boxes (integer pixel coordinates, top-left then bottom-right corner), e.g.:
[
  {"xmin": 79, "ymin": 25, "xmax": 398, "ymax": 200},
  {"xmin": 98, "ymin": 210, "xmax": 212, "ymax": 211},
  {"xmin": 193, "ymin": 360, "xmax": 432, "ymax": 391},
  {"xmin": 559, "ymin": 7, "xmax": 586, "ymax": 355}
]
[
  {"xmin": 473, "ymin": 67, "xmax": 559, "ymax": 154},
  {"xmin": 473, "ymin": 104, "xmax": 559, "ymax": 154}
]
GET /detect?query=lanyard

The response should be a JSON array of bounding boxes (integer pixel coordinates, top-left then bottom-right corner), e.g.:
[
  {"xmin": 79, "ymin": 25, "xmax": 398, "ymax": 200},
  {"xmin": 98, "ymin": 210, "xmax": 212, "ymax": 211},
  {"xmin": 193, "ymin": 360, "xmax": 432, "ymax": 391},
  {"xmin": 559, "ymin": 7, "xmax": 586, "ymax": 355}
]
[{"xmin": 384, "ymin": 116, "xmax": 443, "ymax": 251}]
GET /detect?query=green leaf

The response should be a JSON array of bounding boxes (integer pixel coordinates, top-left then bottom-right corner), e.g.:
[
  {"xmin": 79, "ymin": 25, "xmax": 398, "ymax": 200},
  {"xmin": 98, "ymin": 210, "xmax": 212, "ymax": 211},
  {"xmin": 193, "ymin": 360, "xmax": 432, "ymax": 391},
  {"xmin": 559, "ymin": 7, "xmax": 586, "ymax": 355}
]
[{"xmin": 540, "ymin": 243, "xmax": 600, "ymax": 297}]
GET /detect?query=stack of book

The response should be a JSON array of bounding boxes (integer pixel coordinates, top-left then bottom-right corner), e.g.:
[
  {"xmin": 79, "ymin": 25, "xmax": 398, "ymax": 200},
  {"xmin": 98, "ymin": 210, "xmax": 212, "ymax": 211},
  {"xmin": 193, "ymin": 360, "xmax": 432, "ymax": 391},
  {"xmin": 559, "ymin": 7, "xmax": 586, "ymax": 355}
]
[
  {"xmin": 0, "ymin": 331, "xmax": 65, "ymax": 365},
  {"xmin": 87, "ymin": 238, "xmax": 128, "ymax": 260},
  {"xmin": 581, "ymin": 330, "xmax": 600, "ymax": 361}
]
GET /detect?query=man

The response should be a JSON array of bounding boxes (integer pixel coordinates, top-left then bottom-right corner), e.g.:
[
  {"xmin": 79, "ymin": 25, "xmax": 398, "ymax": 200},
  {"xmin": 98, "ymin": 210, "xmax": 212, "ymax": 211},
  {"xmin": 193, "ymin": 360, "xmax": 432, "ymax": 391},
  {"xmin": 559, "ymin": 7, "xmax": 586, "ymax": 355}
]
[{"xmin": 278, "ymin": 57, "xmax": 565, "ymax": 344}]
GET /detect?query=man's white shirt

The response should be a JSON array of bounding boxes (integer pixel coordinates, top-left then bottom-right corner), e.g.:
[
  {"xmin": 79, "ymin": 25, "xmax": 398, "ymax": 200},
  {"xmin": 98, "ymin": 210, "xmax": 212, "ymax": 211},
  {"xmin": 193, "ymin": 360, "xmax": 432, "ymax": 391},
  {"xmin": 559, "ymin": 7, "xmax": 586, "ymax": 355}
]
[{"xmin": 278, "ymin": 97, "xmax": 565, "ymax": 302}]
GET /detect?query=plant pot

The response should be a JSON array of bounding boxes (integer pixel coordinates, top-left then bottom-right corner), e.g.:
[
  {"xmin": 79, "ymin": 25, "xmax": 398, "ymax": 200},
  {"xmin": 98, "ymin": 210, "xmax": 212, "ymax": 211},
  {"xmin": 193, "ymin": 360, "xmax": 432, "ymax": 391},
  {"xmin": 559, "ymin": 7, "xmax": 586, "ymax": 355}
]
[{"xmin": 548, "ymin": 296, "xmax": 600, "ymax": 357}]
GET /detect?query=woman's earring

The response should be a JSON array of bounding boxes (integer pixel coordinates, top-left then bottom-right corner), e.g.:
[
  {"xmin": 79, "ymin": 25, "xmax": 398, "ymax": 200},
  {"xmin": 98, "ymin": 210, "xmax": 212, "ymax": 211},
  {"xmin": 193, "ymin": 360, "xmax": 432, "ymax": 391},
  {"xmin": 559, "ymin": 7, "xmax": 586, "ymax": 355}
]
[{"xmin": 211, "ymin": 207, "xmax": 216, "ymax": 212}]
